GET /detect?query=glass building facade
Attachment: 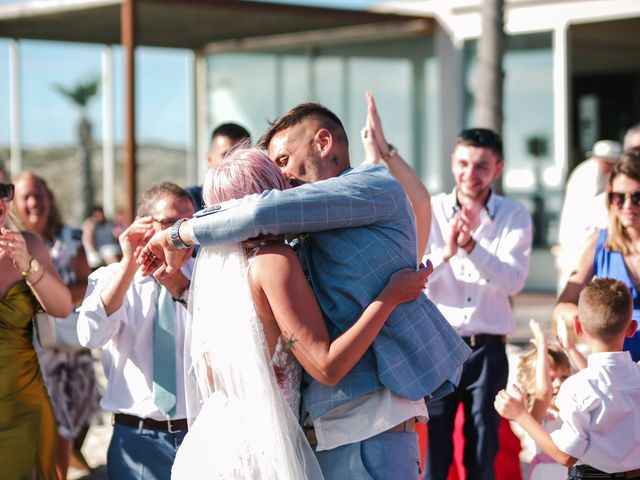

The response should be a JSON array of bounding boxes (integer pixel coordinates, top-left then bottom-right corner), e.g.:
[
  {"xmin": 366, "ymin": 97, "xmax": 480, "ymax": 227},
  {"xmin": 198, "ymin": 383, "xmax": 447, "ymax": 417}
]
[
  {"xmin": 206, "ymin": 31, "xmax": 557, "ymax": 248},
  {"xmin": 206, "ymin": 36, "xmax": 440, "ymax": 190}
]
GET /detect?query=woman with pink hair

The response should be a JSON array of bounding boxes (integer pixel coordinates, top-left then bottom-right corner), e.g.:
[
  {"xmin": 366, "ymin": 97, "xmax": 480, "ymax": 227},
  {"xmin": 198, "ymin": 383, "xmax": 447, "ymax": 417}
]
[{"xmin": 173, "ymin": 147, "xmax": 429, "ymax": 479}]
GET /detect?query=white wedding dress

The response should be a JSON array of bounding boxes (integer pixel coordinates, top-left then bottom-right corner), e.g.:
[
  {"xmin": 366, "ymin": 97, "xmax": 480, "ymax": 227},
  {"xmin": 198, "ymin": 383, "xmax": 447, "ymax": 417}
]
[{"xmin": 171, "ymin": 243, "xmax": 322, "ymax": 480}]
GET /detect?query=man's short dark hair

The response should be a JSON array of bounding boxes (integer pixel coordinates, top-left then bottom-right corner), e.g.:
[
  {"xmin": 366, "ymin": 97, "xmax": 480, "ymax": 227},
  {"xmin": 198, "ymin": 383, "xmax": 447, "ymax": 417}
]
[
  {"xmin": 137, "ymin": 182, "xmax": 193, "ymax": 217},
  {"xmin": 578, "ymin": 278, "xmax": 633, "ymax": 343},
  {"xmin": 257, "ymin": 103, "xmax": 348, "ymax": 150},
  {"xmin": 211, "ymin": 123, "xmax": 251, "ymax": 144},
  {"xmin": 455, "ymin": 128, "xmax": 503, "ymax": 159}
]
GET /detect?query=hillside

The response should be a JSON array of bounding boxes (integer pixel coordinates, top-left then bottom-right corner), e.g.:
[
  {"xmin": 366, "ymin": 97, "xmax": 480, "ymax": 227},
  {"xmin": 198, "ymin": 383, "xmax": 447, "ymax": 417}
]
[{"xmin": 0, "ymin": 144, "xmax": 189, "ymax": 226}]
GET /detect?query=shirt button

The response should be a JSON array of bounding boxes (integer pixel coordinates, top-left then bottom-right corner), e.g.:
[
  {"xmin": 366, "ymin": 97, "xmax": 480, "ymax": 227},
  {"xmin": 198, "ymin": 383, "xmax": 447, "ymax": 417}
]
[{"xmin": 467, "ymin": 297, "xmax": 471, "ymax": 302}]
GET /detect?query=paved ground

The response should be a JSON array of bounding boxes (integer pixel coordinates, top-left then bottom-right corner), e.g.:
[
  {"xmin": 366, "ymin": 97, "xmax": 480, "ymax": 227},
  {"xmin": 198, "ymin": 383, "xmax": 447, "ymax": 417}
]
[{"xmin": 67, "ymin": 290, "xmax": 557, "ymax": 479}]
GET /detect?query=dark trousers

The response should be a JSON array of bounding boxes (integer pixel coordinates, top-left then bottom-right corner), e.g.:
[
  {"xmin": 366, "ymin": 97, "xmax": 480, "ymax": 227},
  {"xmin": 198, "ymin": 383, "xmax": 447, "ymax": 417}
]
[
  {"xmin": 568, "ymin": 465, "xmax": 640, "ymax": 479},
  {"xmin": 425, "ymin": 343, "xmax": 509, "ymax": 480}
]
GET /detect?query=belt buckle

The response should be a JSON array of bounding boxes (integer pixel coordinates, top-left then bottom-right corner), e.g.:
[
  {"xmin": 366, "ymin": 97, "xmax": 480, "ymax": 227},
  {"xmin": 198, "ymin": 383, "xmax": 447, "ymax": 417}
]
[
  {"xmin": 167, "ymin": 419, "xmax": 180, "ymax": 433},
  {"xmin": 469, "ymin": 335, "xmax": 477, "ymax": 348}
]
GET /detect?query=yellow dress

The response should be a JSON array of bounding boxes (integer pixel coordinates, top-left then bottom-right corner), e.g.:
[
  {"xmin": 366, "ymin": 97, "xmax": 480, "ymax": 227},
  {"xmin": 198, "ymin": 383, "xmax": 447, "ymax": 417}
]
[{"xmin": 0, "ymin": 281, "xmax": 57, "ymax": 480}]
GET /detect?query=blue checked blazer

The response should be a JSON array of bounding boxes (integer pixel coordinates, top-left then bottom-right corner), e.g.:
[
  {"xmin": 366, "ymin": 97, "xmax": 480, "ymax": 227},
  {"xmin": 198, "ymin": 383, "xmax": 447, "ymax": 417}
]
[{"xmin": 192, "ymin": 164, "xmax": 470, "ymax": 418}]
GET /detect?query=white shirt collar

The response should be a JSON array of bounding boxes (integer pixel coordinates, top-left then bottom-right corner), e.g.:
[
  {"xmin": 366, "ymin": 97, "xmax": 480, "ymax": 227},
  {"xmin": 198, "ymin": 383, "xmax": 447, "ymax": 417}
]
[
  {"xmin": 587, "ymin": 350, "xmax": 632, "ymax": 367},
  {"xmin": 443, "ymin": 188, "xmax": 496, "ymax": 222}
]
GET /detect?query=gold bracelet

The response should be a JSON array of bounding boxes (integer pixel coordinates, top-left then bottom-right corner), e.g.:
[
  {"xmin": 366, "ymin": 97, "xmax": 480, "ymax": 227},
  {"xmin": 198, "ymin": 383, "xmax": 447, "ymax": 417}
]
[{"xmin": 27, "ymin": 267, "xmax": 45, "ymax": 287}]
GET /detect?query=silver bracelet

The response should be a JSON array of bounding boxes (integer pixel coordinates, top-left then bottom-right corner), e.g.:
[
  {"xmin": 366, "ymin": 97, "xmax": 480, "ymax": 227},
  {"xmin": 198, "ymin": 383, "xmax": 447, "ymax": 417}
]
[{"xmin": 169, "ymin": 218, "xmax": 191, "ymax": 250}]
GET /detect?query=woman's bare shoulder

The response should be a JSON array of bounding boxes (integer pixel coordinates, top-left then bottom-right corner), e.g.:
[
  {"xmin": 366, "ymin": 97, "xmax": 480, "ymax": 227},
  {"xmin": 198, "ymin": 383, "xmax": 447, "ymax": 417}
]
[{"xmin": 250, "ymin": 242, "xmax": 299, "ymax": 280}]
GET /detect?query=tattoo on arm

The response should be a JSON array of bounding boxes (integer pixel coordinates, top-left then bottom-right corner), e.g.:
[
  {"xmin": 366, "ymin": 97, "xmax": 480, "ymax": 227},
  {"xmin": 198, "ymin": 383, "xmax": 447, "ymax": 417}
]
[{"xmin": 285, "ymin": 335, "xmax": 298, "ymax": 350}]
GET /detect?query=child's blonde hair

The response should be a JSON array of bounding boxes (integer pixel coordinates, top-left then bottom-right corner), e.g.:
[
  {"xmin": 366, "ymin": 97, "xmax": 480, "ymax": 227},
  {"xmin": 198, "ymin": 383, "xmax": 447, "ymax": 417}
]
[{"xmin": 517, "ymin": 343, "xmax": 570, "ymax": 409}]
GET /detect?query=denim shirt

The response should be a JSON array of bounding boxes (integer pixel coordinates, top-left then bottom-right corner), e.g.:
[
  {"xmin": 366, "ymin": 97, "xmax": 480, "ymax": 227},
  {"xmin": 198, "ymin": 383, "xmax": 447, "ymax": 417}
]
[{"xmin": 192, "ymin": 164, "xmax": 470, "ymax": 418}]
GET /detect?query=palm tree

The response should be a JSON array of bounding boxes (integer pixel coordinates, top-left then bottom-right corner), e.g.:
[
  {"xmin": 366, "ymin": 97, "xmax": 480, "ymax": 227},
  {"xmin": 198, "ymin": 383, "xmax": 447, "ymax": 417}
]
[{"xmin": 53, "ymin": 77, "xmax": 99, "ymax": 219}]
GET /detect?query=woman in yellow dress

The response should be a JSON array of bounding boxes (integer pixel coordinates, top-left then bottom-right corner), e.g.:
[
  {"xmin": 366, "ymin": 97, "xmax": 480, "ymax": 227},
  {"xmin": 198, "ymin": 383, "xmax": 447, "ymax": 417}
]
[{"xmin": 0, "ymin": 164, "xmax": 72, "ymax": 480}]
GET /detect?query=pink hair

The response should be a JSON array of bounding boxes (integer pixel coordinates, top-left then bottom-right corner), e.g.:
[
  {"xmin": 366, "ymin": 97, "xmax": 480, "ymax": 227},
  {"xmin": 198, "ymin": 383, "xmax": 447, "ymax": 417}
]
[{"xmin": 202, "ymin": 147, "xmax": 290, "ymax": 206}]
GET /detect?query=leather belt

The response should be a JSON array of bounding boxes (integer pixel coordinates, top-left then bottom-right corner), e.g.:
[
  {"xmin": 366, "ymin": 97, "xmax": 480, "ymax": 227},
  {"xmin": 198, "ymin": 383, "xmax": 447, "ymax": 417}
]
[
  {"xmin": 113, "ymin": 413, "xmax": 188, "ymax": 433},
  {"xmin": 304, "ymin": 417, "xmax": 417, "ymax": 446},
  {"xmin": 569, "ymin": 465, "xmax": 640, "ymax": 479},
  {"xmin": 460, "ymin": 334, "xmax": 506, "ymax": 348}
]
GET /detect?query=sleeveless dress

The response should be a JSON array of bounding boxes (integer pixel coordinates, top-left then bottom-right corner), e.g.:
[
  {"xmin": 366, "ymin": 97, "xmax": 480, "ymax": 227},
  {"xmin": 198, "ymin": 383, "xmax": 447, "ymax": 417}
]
[
  {"xmin": 36, "ymin": 225, "xmax": 101, "ymax": 438},
  {"xmin": 593, "ymin": 230, "xmax": 640, "ymax": 360},
  {"xmin": 172, "ymin": 243, "xmax": 322, "ymax": 480},
  {"xmin": 0, "ymin": 281, "xmax": 57, "ymax": 479}
]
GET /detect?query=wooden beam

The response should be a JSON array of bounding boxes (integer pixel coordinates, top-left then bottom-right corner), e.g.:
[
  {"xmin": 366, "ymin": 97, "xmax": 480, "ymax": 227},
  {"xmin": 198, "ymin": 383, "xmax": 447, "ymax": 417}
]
[
  {"xmin": 121, "ymin": 0, "xmax": 136, "ymax": 223},
  {"xmin": 202, "ymin": 19, "xmax": 434, "ymax": 55}
]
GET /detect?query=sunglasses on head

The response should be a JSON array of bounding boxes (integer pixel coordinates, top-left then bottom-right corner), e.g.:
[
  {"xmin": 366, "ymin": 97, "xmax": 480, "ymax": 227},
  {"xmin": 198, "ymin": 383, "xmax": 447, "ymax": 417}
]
[
  {"xmin": 608, "ymin": 191, "xmax": 640, "ymax": 208},
  {"xmin": 0, "ymin": 183, "xmax": 14, "ymax": 202},
  {"xmin": 457, "ymin": 128, "xmax": 503, "ymax": 155}
]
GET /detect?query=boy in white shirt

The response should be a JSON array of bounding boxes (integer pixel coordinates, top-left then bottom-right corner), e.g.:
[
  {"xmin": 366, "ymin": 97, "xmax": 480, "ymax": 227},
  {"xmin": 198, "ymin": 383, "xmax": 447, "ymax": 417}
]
[{"xmin": 495, "ymin": 278, "xmax": 640, "ymax": 479}]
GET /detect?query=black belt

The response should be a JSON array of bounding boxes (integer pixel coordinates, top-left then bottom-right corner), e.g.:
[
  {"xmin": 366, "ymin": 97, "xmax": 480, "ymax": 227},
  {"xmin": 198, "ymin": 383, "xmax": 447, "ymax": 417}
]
[
  {"xmin": 114, "ymin": 413, "xmax": 188, "ymax": 433},
  {"xmin": 304, "ymin": 418, "xmax": 417, "ymax": 446},
  {"xmin": 460, "ymin": 334, "xmax": 506, "ymax": 348},
  {"xmin": 569, "ymin": 465, "xmax": 640, "ymax": 479}
]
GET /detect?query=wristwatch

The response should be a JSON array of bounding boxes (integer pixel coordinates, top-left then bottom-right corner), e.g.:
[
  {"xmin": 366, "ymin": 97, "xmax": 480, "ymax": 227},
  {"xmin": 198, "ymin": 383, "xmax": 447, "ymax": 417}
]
[
  {"xmin": 382, "ymin": 143, "xmax": 397, "ymax": 162},
  {"xmin": 169, "ymin": 218, "xmax": 191, "ymax": 250},
  {"xmin": 19, "ymin": 257, "xmax": 41, "ymax": 277}
]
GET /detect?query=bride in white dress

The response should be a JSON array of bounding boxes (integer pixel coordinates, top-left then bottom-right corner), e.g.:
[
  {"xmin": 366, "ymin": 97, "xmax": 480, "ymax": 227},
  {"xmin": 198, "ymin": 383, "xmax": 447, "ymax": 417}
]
[{"xmin": 172, "ymin": 148, "xmax": 429, "ymax": 479}]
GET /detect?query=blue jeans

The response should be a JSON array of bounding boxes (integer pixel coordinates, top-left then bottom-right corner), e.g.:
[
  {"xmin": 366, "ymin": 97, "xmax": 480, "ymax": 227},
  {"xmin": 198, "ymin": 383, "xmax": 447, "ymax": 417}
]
[
  {"xmin": 315, "ymin": 430, "xmax": 420, "ymax": 480},
  {"xmin": 107, "ymin": 423, "xmax": 187, "ymax": 480},
  {"xmin": 426, "ymin": 343, "xmax": 509, "ymax": 480}
]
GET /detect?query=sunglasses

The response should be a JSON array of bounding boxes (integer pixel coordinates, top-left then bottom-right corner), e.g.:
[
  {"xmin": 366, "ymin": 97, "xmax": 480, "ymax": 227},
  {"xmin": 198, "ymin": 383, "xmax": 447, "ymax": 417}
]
[
  {"xmin": 457, "ymin": 128, "xmax": 503, "ymax": 155},
  {"xmin": 608, "ymin": 191, "xmax": 640, "ymax": 208},
  {"xmin": 0, "ymin": 183, "xmax": 14, "ymax": 202}
]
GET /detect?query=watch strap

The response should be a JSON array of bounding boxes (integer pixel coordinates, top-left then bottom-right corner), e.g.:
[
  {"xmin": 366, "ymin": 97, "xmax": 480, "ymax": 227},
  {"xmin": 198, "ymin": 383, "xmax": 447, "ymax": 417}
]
[{"xmin": 169, "ymin": 218, "xmax": 191, "ymax": 250}]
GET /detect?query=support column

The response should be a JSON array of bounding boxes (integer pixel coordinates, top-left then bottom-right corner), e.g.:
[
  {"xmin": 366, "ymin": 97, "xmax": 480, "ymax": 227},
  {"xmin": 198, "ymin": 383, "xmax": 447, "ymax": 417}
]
[
  {"xmin": 186, "ymin": 50, "xmax": 197, "ymax": 186},
  {"xmin": 436, "ymin": 25, "xmax": 464, "ymax": 193},
  {"xmin": 553, "ymin": 21, "xmax": 570, "ymax": 180},
  {"xmin": 411, "ymin": 54, "xmax": 426, "ymax": 178},
  {"xmin": 121, "ymin": 0, "xmax": 136, "ymax": 223},
  {"xmin": 9, "ymin": 39, "xmax": 21, "ymax": 177},
  {"xmin": 101, "ymin": 46, "xmax": 115, "ymax": 218},
  {"xmin": 194, "ymin": 51, "xmax": 209, "ymax": 180}
]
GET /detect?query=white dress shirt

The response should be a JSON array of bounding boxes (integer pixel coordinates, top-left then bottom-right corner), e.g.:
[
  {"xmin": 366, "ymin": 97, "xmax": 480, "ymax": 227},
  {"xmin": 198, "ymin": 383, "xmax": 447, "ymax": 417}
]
[
  {"xmin": 424, "ymin": 189, "xmax": 532, "ymax": 336},
  {"xmin": 313, "ymin": 388, "xmax": 427, "ymax": 451},
  {"xmin": 557, "ymin": 160, "xmax": 609, "ymax": 287},
  {"xmin": 550, "ymin": 351, "xmax": 640, "ymax": 473},
  {"xmin": 78, "ymin": 260, "xmax": 193, "ymax": 421}
]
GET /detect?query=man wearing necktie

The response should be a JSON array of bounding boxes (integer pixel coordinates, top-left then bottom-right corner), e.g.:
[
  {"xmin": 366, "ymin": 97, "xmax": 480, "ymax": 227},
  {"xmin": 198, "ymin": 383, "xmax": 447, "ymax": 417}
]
[{"xmin": 78, "ymin": 182, "xmax": 195, "ymax": 480}]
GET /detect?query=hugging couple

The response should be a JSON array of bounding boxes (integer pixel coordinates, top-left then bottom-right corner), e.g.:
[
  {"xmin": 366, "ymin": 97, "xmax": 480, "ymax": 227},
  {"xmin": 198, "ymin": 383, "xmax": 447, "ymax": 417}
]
[{"xmin": 139, "ymin": 95, "xmax": 470, "ymax": 479}]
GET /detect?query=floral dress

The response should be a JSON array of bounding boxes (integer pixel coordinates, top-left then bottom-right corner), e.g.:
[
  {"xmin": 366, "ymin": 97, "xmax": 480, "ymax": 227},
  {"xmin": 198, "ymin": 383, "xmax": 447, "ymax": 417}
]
[{"xmin": 36, "ymin": 225, "xmax": 102, "ymax": 439}]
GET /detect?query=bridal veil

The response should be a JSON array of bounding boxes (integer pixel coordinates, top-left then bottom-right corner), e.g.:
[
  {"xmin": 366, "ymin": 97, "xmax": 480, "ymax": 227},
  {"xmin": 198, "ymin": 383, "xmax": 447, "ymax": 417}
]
[{"xmin": 172, "ymin": 243, "xmax": 323, "ymax": 479}]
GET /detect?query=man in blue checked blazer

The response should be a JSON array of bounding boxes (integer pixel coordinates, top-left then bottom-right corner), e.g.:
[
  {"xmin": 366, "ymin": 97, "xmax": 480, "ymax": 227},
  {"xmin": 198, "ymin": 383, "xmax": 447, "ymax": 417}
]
[{"xmin": 140, "ymin": 103, "xmax": 470, "ymax": 479}]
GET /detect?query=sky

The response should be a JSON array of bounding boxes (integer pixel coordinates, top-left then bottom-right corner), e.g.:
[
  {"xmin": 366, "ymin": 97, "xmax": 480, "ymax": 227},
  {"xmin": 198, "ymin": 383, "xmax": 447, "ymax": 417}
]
[{"xmin": 0, "ymin": 0, "xmax": 379, "ymax": 148}]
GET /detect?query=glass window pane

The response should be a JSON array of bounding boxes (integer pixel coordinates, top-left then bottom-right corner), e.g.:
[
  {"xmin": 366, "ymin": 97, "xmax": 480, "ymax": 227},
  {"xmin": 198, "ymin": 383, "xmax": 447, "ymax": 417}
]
[{"xmin": 208, "ymin": 54, "xmax": 278, "ymax": 140}]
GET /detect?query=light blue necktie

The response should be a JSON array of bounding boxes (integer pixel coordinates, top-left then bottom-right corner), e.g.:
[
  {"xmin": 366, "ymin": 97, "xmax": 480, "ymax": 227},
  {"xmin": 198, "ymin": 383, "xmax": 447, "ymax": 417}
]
[{"xmin": 152, "ymin": 285, "xmax": 177, "ymax": 418}]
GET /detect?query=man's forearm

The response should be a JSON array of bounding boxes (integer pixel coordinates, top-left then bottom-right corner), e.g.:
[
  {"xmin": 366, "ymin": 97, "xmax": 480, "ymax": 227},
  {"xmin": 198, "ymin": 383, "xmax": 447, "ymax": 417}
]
[
  {"xmin": 189, "ymin": 167, "xmax": 401, "ymax": 246},
  {"xmin": 100, "ymin": 260, "xmax": 137, "ymax": 316}
]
